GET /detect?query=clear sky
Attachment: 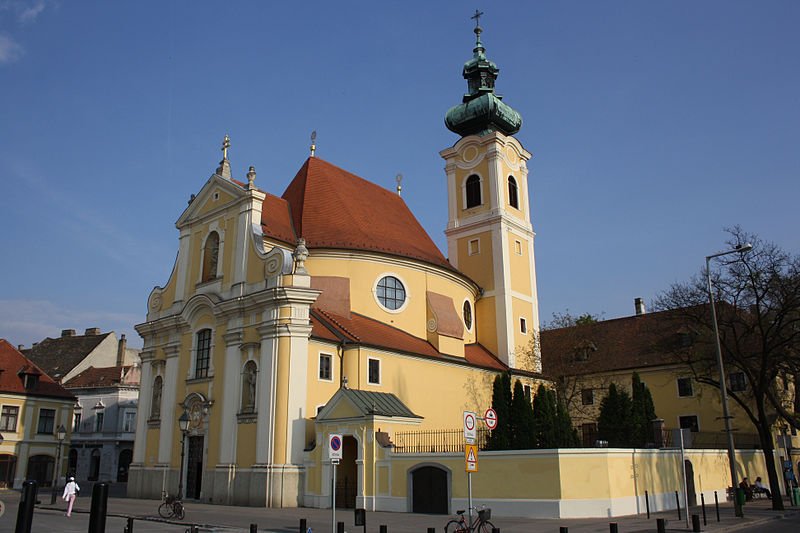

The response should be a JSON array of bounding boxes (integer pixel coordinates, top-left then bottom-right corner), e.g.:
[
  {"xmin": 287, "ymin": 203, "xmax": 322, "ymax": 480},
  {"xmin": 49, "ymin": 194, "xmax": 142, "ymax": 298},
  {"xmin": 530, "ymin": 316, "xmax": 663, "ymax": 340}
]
[{"xmin": 1, "ymin": 1, "xmax": 798, "ymax": 349}]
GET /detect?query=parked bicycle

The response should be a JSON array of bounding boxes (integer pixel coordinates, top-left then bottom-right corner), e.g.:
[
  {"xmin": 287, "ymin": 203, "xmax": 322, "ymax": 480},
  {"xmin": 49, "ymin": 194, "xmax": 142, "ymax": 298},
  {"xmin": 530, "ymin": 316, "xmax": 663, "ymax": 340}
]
[
  {"xmin": 158, "ymin": 491, "xmax": 185, "ymax": 520},
  {"xmin": 444, "ymin": 507, "xmax": 495, "ymax": 532}
]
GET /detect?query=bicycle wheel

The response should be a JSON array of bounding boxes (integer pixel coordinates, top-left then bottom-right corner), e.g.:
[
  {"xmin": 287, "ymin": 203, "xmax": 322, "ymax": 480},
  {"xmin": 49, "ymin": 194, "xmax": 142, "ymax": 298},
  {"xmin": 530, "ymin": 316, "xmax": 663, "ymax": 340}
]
[
  {"xmin": 444, "ymin": 519, "xmax": 466, "ymax": 533},
  {"xmin": 477, "ymin": 520, "xmax": 496, "ymax": 533},
  {"xmin": 174, "ymin": 501, "xmax": 185, "ymax": 520},
  {"xmin": 158, "ymin": 501, "xmax": 172, "ymax": 518}
]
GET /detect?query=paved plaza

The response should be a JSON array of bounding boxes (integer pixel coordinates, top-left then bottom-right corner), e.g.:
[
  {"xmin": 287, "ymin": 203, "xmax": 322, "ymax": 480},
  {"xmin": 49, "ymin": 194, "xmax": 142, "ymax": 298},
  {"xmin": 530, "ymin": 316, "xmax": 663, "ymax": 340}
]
[{"xmin": 1, "ymin": 488, "xmax": 800, "ymax": 532}]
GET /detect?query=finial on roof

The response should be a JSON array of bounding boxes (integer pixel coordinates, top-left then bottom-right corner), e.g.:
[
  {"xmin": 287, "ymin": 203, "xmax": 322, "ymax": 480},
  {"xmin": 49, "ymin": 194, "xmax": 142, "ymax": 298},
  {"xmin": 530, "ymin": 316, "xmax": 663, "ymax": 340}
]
[
  {"xmin": 310, "ymin": 130, "xmax": 317, "ymax": 158},
  {"xmin": 395, "ymin": 173, "xmax": 403, "ymax": 196},
  {"xmin": 471, "ymin": 9, "xmax": 484, "ymax": 50},
  {"xmin": 293, "ymin": 237, "xmax": 309, "ymax": 275},
  {"xmin": 247, "ymin": 166, "xmax": 256, "ymax": 190},
  {"xmin": 216, "ymin": 134, "xmax": 232, "ymax": 179}
]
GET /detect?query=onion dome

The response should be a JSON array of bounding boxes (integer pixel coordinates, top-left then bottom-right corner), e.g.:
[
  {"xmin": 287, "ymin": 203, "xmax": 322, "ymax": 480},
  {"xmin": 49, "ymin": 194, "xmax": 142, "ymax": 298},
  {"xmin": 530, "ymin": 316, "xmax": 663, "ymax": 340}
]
[{"xmin": 445, "ymin": 22, "xmax": 522, "ymax": 137}]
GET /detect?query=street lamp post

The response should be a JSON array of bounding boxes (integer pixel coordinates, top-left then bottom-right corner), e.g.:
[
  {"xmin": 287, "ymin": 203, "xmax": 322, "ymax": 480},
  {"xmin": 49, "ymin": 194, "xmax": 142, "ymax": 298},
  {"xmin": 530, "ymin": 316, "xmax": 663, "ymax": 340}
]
[
  {"xmin": 706, "ymin": 243, "xmax": 752, "ymax": 518},
  {"xmin": 50, "ymin": 424, "xmax": 67, "ymax": 504},
  {"xmin": 177, "ymin": 411, "xmax": 190, "ymax": 499}
]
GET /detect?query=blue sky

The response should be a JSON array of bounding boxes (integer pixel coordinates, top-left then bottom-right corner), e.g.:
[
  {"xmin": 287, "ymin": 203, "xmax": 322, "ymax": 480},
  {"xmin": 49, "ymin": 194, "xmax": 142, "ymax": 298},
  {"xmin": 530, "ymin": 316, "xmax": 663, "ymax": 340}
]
[{"xmin": 1, "ymin": 1, "xmax": 798, "ymax": 349}]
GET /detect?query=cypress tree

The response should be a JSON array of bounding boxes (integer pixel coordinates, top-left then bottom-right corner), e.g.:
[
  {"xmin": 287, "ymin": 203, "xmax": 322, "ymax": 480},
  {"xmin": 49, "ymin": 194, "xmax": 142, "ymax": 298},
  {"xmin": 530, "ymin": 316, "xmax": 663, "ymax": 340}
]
[
  {"xmin": 486, "ymin": 373, "xmax": 513, "ymax": 450},
  {"xmin": 631, "ymin": 373, "xmax": 658, "ymax": 447},
  {"xmin": 597, "ymin": 383, "xmax": 634, "ymax": 447},
  {"xmin": 555, "ymin": 395, "xmax": 580, "ymax": 448},
  {"xmin": 532, "ymin": 383, "xmax": 558, "ymax": 448},
  {"xmin": 510, "ymin": 380, "xmax": 535, "ymax": 449}
]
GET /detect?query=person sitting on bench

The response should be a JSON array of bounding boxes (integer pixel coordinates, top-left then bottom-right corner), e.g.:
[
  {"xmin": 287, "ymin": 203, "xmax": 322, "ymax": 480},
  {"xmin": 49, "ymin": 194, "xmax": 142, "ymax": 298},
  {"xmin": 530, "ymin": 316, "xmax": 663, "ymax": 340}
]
[
  {"xmin": 754, "ymin": 477, "xmax": 772, "ymax": 498},
  {"xmin": 739, "ymin": 477, "xmax": 754, "ymax": 501}
]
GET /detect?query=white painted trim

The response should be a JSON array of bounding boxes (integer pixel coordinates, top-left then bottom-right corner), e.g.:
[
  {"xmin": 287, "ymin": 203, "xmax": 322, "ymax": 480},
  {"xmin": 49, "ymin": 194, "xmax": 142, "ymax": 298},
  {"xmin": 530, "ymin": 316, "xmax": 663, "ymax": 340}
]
[
  {"xmin": 467, "ymin": 238, "xmax": 480, "ymax": 256},
  {"xmin": 372, "ymin": 272, "xmax": 410, "ymax": 314},
  {"xmin": 367, "ymin": 356, "xmax": 382, "ymax": 386},
  {"xmin": 317, "ymin": 352, "xmax": 334, "ymax": 382},
  {"xmin": 462, "ymin": 298, "xmax": 474, "ymax": 333}
]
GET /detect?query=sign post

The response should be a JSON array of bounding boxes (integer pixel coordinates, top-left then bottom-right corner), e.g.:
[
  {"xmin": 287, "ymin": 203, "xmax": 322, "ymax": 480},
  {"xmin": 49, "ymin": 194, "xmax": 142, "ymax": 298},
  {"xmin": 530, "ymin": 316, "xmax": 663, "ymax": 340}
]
[{"xmin": 329, "ymin": 434, "xmax": 343, "ymax": 533}]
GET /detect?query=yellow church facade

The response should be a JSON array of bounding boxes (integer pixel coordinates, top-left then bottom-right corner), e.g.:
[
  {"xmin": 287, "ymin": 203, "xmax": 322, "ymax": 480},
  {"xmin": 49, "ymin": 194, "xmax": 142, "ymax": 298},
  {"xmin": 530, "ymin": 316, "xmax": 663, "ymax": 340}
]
[{"xmin": 129, "ymin": 21, "xmax": 544, "ymax": 509}]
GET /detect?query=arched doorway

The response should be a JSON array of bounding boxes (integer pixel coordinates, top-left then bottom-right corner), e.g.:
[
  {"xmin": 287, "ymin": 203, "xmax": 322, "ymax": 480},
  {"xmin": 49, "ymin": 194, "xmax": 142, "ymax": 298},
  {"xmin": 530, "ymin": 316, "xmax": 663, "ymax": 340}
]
[
  {"xmin": 117, "ymin": 449, "xmax": 132, "ymax": 482},
  {"xmin": 0, "ymin": 454, "xmax": 17, "ymax": 488},
  {"xmin": 335, "ymin": 436, "xmax": 358, "ymax": 508},
  {"xmin": 685, "ymin": 459, "xmax": 697, "ymax": 507},
  {"xmin": 411, "ymin": 465, "xmax": 449, "ymax": 514},
  {"xmin": 26, "ymin": 455, "xmax": 54, "ymax": 487},
  {"xmin": 88, "ymin": 449, "xmax": 101, "ymax": 481}
]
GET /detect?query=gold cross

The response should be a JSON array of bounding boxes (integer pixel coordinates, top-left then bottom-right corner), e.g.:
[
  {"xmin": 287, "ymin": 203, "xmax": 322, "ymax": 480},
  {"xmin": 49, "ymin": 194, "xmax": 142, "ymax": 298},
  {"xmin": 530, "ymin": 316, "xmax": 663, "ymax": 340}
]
[{"xmin": 221, "ymin": 134, "xmax": 231, "ymax": 160}]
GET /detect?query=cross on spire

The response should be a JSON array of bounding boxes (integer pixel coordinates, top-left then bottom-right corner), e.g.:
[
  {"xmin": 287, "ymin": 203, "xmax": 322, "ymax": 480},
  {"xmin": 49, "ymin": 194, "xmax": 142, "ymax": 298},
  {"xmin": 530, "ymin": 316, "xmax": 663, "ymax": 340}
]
[
  {"xmin": 221, "ymin": 134, "xmax": 231, "ymax": 160},
  {"xmin": 471, "ymin": 9, "xmax": 484, "ymax": 28}
]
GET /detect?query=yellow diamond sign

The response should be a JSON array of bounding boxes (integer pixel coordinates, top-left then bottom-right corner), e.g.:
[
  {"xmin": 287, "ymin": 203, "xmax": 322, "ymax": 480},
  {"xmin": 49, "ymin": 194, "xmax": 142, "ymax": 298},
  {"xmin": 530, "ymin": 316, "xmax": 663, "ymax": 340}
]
[{"xmin": 465, "ymin": 444, "xmax": 478, "ymax": 472}]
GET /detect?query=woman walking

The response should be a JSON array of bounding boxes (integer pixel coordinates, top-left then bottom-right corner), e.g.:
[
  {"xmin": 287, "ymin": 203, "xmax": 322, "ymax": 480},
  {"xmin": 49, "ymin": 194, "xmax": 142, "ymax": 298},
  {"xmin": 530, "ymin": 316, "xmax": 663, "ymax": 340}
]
[{"xmin": 62, "ymin": 476, "xmax": 80, "ymax": 517}]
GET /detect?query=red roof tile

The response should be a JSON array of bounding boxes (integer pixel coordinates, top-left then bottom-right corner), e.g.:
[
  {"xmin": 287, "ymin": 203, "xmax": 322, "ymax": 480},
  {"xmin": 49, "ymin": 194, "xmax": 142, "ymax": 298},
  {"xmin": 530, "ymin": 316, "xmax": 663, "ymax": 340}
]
[
  {"xmin": 0, "ymin": 339, "xmax": 74, "ymax": 400},
  {"xmin": 277, "ymin": 158, "xmax": 453, "ymax": 270},
  {"xmin": 63, "ymin": 366, "xmax": 137, "ymax": 388},
  {"xmin": 310, "ymin": 309, "xmax": 507, "ymax": 372},
  {"xmin": 260, "ymin": 192, "xmax": 296, "ymax": 244}
]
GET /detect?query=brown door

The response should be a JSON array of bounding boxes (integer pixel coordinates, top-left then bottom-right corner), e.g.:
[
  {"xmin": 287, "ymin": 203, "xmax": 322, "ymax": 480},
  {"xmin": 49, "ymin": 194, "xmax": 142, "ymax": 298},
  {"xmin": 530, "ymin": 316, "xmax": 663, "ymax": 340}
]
[{"xmin": 186, "ymin": 436, "xmax": 204, "ymax": 499}]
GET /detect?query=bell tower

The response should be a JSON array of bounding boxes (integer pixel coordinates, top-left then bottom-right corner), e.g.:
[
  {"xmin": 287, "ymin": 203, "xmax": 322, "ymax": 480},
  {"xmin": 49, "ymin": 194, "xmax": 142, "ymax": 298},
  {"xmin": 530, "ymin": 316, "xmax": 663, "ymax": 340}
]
[{"xmin": 440, "ymin": 14, "xmax": 541, "ymax": 371}]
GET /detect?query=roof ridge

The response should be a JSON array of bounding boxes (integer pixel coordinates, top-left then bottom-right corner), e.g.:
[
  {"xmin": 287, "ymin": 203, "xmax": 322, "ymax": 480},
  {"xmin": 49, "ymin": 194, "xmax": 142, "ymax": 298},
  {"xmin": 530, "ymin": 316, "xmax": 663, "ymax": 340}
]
[{"xmin": 312, "ymin": 308, "xmax": 361, "ymax": 342}]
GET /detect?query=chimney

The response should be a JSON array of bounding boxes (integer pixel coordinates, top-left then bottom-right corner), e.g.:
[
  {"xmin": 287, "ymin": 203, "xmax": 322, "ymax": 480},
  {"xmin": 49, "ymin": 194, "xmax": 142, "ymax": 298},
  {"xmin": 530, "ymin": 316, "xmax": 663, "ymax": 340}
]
[
  {"xmin": 17, "ymin": 344, "xmax": 24, "ymax": 351},
  {"xmin": 117, "ymin": 334, "xmax": 127, "ymax": 366},
  {"xmin": 84, "ymin": 327, "xmax": 101, "ymax": 336},
  {"xmin": 635, "ymin": 298, "xmax": 646, "ymax": 316},
  {"xmin": 61, "ymin": 329, "xmax": 76, "ymax": 337}
]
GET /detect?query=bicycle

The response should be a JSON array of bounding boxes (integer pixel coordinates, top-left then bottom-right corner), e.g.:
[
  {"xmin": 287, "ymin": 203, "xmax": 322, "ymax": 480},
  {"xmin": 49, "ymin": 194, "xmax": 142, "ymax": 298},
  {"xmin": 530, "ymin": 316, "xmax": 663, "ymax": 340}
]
[
  {"xmin": 444, "ymin": 507, "xmax": 495, "ymax": 532},
  {"xmin": 158, "ymin": 491, "xmax": 185, "ymax": 520}
]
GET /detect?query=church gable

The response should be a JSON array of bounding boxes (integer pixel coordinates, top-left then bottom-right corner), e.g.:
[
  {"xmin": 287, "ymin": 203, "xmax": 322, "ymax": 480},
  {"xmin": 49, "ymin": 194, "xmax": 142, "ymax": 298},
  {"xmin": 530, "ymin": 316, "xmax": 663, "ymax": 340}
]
[{"xmin": 176, "ymin": 175, "xmax": 247, "ymax": 229}]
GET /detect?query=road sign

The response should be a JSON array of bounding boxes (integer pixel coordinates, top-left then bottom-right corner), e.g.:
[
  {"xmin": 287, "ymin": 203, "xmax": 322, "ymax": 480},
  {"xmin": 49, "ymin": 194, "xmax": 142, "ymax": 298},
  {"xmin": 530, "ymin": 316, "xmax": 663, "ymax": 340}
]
[
  {"xmin": 484, "ymin": 408, "xmax": 498, "ymax": 430},
  {"xmin": 329, "ymin": 434, "xmax": 343, "ymax": 460},
  {"xmin": 465, "ymin": 444, "xmax": 478, "ymax": 472},
  {"xmin": 463, "ymin": 411, "xmax": 477, "ymax": 444}
]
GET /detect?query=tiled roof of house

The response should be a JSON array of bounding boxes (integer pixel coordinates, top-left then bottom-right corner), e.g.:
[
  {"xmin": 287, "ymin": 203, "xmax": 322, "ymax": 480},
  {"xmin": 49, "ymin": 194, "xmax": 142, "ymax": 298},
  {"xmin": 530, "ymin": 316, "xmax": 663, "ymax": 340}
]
[
  {"xmin": 540, "ymin": 308, "xmax": 689, "ymax": 377},
  {"xmin": 22, "ymin": 332, "xmax": 111, "ymax": 380},
  {"xmin": 263, "ymin": 157, "xmax": 453, "ymax": 270},
  {"xmin": 310, "ymin": 308, "xmax": 507, "ymax": 372},
  {"xmin": 0, "ymin": 339, "xmax": 74, "ymax": 399},
  {"xmin": 63, "ymin": 365, "xmax": 136, "ymax": 388}
]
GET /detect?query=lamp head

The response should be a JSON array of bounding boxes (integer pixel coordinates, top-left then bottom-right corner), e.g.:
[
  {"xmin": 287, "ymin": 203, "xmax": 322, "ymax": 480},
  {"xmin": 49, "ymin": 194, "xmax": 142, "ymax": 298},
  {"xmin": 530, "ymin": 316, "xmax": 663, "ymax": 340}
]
[
  {"xmin": 178, "ymin": 411, "xmax": 190, "ymax": 432},
  {"xmin": 735, "ymin": 243, "xmax": 753, "ymax": 253},
  {"xmin": 56, "ymin": 424, "xmax": 67, "ymax": 440}
]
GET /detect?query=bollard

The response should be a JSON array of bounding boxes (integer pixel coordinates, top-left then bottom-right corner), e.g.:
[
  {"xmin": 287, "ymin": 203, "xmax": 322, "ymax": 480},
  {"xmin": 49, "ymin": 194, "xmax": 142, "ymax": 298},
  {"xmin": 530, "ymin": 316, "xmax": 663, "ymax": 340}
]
[
  {"xmin": 609, "ymin": 523, "xmax": 618, "ymax": 533},
  {"xmin": 125, "ymin": 517, "xmax": 134, "ymax": 533},
  {"xmin": 299, "ymin": 518, "xmax": 307, "ymax": 533},
  {"xmin": 645, "ymin": 489, "xmax": 650, "ymax": 519},
  {"xmin": 656, "ymin": 518, "xmax": 666, "ymax": 533},
  {"xmin": 691, "ymin": 514, "xmax": 700, "ymax": 532},
  {"xmin": 560, "ymin": 528, "xmax": 569, "ymax": 533},
  {"xmin": 701, "ymin": 493, "xmax": 707, "ymax": 526},
  {"xmin": 337, "ymin": 521, "xmax": 344, "ymax": 533},
  {"xmin": 714, "ymin": 490, "xmax": 720, "ymax": 522},
  {"xmin": 380, "ymin": 526, "xmax": 388, "ymax": 533},
  {"xmin": 675, "ymin": 490, "xmax": 681, "ymax": 520},
  {"xmin": 427, "ymin": 528, "xmax": 436, "ymax": 533},
  {"xmin": 492, "ymin": 528, "xmax": 500, "ymax": 533},
  {"xmin": 14, "ymin": 480, "xmax": 37, "ymax": 533},
  {"xmin": 250, "ymin": 524, "xmax": 258, "ymax": 532},
  {"xmin": 88, "ymin": 482, "xmax": 109, "ymax": 533}
]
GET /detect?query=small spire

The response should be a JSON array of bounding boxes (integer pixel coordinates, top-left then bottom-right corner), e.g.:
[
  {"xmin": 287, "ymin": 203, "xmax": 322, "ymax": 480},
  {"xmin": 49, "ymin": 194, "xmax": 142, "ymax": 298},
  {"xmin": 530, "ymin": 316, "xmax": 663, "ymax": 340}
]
[
  {"xmin": 215, "ymin": 134, "xmax": 232, "ymax": 179},
  {"xmin": 309, "ymin": 130, "xmax": 317, "ymax": 158},
  {"xmin": 246, "ymin": 166, "xmax": 256, "ymax": 190},
  {"xmin": 395, "ymin": 173, "xmax": 403, "ymax": 196}
]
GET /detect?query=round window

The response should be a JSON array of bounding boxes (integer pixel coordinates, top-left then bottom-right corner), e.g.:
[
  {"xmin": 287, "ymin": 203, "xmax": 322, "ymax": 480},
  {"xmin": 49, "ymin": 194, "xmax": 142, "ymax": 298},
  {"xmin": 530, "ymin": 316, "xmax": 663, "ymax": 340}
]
[
  {"xmin": 376, "ymin": 276, "xmax": 406, "ymax": 311},
  {"xmin": 463, "ymin": 300, "xmax": 473, "ymax": 330}
]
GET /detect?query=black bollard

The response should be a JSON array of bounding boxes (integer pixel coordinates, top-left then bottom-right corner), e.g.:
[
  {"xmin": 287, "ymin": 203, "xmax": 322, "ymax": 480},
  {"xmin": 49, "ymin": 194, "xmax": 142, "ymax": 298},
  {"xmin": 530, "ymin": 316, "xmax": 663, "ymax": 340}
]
[
  {"xmin": 675, "ymin": 490, "xmax": 681, "ymax": 520},
  {"xmin": 656, "ymin": 518, "xmax": 666, "ymax": 533},
  {"xmin": 692, "ymin": 514, "xmax": 701, "ymax": 532},
  {"xmin": 125, "ymin": 517, "xmax": 134, "ymax": 533},
  {"xmin": 250, "ymin": 524, "xmax": 258, "ymax": 532},
  {"xmin": 714, "ymin": 490, "xmax": 720, "ymax": 522},
  {"xmin": 427, "ymin": 529, "xmax": 436, "ymax": 533},
  {"xmin": 380, "ymin": 526, "xmax": 388, "ymax": 533},
  {"xmin": 88, "ymin": 482, "xmax": 109, "ymax": 533},
  {"xmin": 560, "ymin": 528, "xmax": 569, "ymax": 533},
  {"xmin": 609, "ymin": 523, "xmax": 618, "ymax": 533},
  {"xmin": 299, "ymin": 518, "xmax": 307, "ymax": 533},
  {"xmin": 492, "ymin": 528, "xmax": 500, "ymax": 533},
  {"xmin": 14, "ymin": 480, "xmax": 37, "ymax": 533},
  {"xmin": 645, "ymin": 489, "xmax": 650, "ymax": 519},
  {"xmin": 337, "ymin": 521, "xmax": 344, "ymax": 533},
  {"xmin": 701, "ymin": 493, "xmax": 707, "ymax": 525}
]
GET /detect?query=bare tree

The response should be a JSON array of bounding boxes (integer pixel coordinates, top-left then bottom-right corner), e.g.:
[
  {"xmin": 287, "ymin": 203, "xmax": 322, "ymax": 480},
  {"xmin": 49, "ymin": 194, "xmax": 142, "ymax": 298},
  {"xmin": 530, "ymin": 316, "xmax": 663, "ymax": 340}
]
[{"xmin": 656, "ymin": 227, "xmax": 800, "ymax": 511}]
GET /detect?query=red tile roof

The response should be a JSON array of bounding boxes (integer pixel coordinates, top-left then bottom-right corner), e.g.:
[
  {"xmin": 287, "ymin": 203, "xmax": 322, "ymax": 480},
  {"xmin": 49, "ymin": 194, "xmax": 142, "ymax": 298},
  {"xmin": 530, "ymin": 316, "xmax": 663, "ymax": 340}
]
[
  {"xmin": 63, "ymin": 366, "xmax": 136, "ymax": 388},
  {"xmin": 22, "ymin": 332, "xmax": 112, "ymax": 380},
  {"xmin": 0, "ymin": 339, "xmax": 74, "ymax": 400},
  {"xmin": 266, "ymin": 157, "xmax": 453, "ymax": 270},
  {"xmin": 310, "ymin": 309, "xmax": 507, "ymax": 371}
]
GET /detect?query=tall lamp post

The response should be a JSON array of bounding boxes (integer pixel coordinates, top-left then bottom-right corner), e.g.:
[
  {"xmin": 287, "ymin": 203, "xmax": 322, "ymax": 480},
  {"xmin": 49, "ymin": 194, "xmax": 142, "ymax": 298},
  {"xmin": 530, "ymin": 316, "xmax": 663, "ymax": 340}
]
[
  {"xmin": 177, "ymin": 411, "xmax": 190, "ymax": 499},
  {"xmin": 706, "ymin": 243, "xmax": 752, "ymax": 517},
  {"xmin": 50, "ymin": 424, "xmax": 67, "ymax": 504}
]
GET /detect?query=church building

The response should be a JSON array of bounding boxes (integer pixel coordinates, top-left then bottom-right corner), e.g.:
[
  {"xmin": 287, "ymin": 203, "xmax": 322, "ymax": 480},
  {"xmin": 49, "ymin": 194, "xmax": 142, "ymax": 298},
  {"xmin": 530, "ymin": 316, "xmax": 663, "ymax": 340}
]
[{"xmin": 129, "ymin": 19, "xmax": 544, "ymax": 509}]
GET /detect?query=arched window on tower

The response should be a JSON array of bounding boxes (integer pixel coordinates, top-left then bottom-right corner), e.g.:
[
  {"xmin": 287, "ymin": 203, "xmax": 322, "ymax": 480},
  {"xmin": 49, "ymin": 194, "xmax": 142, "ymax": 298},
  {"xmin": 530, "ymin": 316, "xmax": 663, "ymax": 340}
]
[
  {"xmin": 508, "ymin": 176, "xmax": 519, "ymax": 209},
  {"xmin": 465, "ymin": 175, "xmax": 482, "ymax": 208},
  {"xmin": 202, "ymin": 231, "xmax": 220, "ymax": 282}
]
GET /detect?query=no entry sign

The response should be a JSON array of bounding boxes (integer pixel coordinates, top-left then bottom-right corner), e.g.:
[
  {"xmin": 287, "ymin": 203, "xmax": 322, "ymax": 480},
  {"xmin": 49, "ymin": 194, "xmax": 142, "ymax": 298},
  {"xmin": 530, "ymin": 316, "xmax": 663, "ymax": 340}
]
[
  {"xmin": 484, "ymin": 408, "xmax": 498, "ymax": 430},
  {"xmin": 463, "ymin": 411, "xmax": 477, "ymax": 443}
]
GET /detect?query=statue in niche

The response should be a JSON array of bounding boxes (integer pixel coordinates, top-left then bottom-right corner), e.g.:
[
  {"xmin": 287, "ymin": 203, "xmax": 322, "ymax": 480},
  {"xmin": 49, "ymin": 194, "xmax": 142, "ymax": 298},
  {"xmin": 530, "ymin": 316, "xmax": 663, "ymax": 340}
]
[
  {"xmin": 242, "ymin": 361, "xmax": 257, "ymax": 413},
  {"xmin": 151, "ymin": 376, "xmax": 162, "ymax": 419}
]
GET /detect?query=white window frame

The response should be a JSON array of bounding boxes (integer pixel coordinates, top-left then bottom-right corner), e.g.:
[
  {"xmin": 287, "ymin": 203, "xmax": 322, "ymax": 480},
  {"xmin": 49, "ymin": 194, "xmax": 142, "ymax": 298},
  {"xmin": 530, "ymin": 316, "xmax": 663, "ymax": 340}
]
[
  {"xmin": 367, "ymin": 357, "xmax": 382, "ymax": 386},
  {"xmin": 677, "ymin": 377, "xmax": 694, "ymax": 398},
  {"xmin": 678, "ymin": 414, "xmax": 700, "ymax": 433},
  {"xmin": 318, "ymin": 352, "xmax": 334, "ymax": 382},
  {"xmin": 514, "ymin": 240, "xmax": 523, "ymax": 255},
  {"xmin": 373, "ymin": 273, "xmax": 410, "ymax": 314},
  {"xmin": 468, "ymin": 238, "xmax": 481, "ymax": 256},
  {"xmin": 462, "ymin": 298, "xmax": 474, "ymax": 332},
  {"xmin": 520, "ymin": 317, "xmax": 528, "ymax": 334},
  {"xmin": 0, "ymin": 404, "xmax": 19, "ymax": 432},
  {"xmin": 122, "ymin": 411, "xmax": 136, "ymax": 432},
  {"xmin": 462, "ymin": 173, "xmax": 485, "ymax": 210},
  {"xmin": 188, "ymin": 326, "xmax": 215, "ymax": 379}
]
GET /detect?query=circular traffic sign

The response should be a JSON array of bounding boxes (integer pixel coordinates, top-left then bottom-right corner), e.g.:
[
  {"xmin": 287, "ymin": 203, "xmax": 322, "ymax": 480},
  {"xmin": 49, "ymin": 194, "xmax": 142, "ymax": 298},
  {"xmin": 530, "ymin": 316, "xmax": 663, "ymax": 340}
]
[
  {"xmin": 464, "ymin": 412, "xmax": 476, "ymax": 431},
  {"xmin": 330, "ymin": 435, "xmax": 342, "ymax": 451},
  {"xmin": 484, "ymin": 408, "xmax": 498, "ymax": 430}
]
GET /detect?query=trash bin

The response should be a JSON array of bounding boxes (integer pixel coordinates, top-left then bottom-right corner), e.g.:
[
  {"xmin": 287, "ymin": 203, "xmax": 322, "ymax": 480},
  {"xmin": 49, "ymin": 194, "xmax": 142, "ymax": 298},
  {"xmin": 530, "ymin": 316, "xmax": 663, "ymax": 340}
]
[{"xmin": 736, "ymin": 488, "xmax": 746, "ymax": 507}]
